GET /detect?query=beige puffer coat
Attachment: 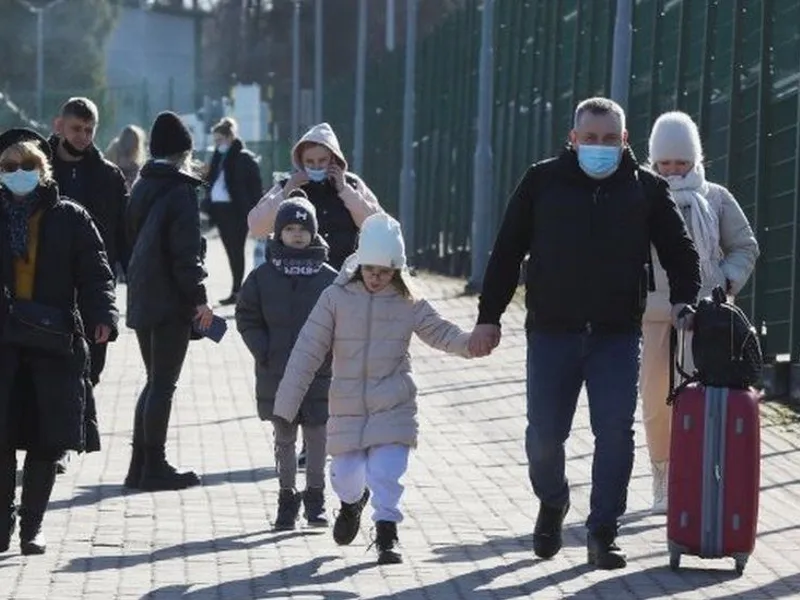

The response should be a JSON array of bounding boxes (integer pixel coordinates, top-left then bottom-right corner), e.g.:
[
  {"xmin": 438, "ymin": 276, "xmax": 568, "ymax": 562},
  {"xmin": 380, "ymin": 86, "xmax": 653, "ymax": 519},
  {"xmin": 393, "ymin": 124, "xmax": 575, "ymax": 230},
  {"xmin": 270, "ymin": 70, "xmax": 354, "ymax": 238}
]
[
  {"xmin": 273, "ymin": 257, "xmax": 472, "ymax": 455},
  {"xmin": 645, "ymin": 181, "xmax": 759, "ymax": 321}
]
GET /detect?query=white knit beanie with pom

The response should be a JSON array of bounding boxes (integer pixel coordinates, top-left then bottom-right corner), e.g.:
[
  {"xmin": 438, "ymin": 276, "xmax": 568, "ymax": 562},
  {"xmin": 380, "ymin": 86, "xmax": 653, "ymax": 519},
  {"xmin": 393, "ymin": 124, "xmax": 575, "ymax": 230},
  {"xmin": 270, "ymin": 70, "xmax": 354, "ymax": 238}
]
[{"xmin": 648, "ymin": 111, "xmax": 704, "ymax": 165}]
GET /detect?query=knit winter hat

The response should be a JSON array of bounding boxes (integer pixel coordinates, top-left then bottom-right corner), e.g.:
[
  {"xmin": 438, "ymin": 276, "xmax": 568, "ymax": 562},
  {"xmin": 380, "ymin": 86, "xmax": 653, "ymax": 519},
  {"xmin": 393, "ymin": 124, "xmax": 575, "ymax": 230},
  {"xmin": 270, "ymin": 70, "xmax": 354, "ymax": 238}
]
[
  {"xmin": 149, "ymin": 111, "xmax": 193, "ymax": 158},
  {"xmin": 648, "ymin": 111, "xmax": 704, "ymax": 165},
  {"xmin": 274, "ymin": 193, "xmax": 318, "ymax": 238},
  {"xmin": 355, "ymin": 213, "xmax": 407, "ymax": 269}
]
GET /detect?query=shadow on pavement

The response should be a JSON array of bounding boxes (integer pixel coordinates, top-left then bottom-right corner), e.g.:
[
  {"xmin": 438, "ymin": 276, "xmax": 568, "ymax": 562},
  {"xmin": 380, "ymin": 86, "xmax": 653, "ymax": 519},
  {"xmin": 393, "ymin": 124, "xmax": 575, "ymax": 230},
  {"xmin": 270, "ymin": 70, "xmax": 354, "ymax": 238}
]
[
  {"xmin": 425, "ymin": 518, "xmax": 663, "ymax": 566},
  {"xmin": 713, "ymin": 573, "xmax": 800, "ymax": 600},
  {"xmin": 563, "ymin": 563, "xmax": 753, "ymax": 599},
  {"xmin": 145, "ymin": 556, "xmax": 539, "ymax": 600},
  {"xmin": 142, "ymin": 555, "xmax": 365, "ymax": 599},
  {"xmin": 48, "ymin": 466, "xmax": 277, "ymax": 512},
  {"xmin": 60, "ymin": 529, "xmax": 316, "ymax": 574}
]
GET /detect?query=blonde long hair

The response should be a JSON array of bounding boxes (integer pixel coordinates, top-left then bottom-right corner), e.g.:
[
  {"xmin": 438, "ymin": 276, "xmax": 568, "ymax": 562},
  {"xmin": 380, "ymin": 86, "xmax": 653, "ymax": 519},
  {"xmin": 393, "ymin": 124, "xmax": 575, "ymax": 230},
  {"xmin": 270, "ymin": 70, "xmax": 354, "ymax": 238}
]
[{"xmin": 107, "ymin": 124, "xmax": 147, "ymax": 168}]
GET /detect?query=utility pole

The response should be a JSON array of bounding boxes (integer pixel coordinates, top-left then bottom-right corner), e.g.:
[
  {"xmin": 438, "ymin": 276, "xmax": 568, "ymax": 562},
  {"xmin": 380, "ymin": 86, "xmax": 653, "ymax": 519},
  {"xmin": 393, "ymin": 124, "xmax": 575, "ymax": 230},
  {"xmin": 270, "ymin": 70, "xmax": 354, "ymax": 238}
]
[
  {"xmin": 610, "ymin": 0, "xmax": 633, "ymax": 109},
  {"xmin": 385, "ymin": 0, "xmax": 396, "ymax": 51},
  {"xmin": 17, "ymin": 0, "xmax": 66, "ymax": 121},
  {"xmin": 352, "ymin": 0, "xmax": 367, "ymax": 173},
  {"xmin": 314, "ymin": 0, "xmax": 323, "ymax": 123},
  {"xmin": 291, "ymin": 0, "xmax": 301, "ymax": 140},
  {"xmin": 468, "ymin": 0, "xmax": 495, "ymax": 292},
  {"xmin": 399, "ymin": 0, "xmax": 417, "ymax": 256}
]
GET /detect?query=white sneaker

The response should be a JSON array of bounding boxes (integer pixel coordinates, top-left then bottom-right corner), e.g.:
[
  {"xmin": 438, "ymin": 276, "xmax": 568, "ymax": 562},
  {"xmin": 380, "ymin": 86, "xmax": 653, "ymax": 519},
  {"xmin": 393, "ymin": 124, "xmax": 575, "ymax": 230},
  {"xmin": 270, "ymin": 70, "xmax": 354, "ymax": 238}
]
[{"xmin": 651, "ymin": 461, "xmax": 668, "ymax": 514}]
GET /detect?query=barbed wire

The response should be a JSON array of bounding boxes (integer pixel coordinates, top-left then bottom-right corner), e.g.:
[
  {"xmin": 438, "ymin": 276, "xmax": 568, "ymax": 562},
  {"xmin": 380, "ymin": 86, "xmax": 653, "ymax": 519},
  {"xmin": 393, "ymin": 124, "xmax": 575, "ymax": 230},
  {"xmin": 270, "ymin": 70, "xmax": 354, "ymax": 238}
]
[{"xmin": 0, "ymin": 91, "xmax": 48, "ymax": 133}]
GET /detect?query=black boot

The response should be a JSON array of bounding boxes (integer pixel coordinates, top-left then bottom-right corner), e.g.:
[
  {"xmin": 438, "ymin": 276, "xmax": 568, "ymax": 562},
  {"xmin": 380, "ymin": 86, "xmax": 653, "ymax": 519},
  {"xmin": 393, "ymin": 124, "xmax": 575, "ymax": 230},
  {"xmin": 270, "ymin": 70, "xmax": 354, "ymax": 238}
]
[
  {"xmin": 219, "ymin": 293, "xmax": 238, "ymax": 306},
  {"xmin": 587, "ymin": 525, "xmax": 627, "ymax": 570},
  {"xmin": 19, "ymin": 454, "xmax": 56, "ymax": 556},
  {"xmin": 273, "ymin": 489, "xmax": 302, "ymax": 531},
  {"xmin": 302, "ymin": 488, "xmax": 328, "ymax": 528},
  {"xmin": 333, "ymin": 488, "xmax": 370, "ymax": 546},
  {"xmin": 374, "ymin": 521, "xmax": 402, "ymax": 565},
  {"xmin": 125, "ymin": 386, "xmax": 147, "ymax": 490},
  {"xmin": 533, "ymin": 501, "xmax": 570, "ymax": 559},
  {"xmin": 139, "ymin": 446, "xmax": 200, "ymax": 491},
  {"xmin": 0, "ymin": 452, "xmax": 16, "ymax": 553},
  {"xmin": 123, "ymin": 444, "xmax": 144, "ymax": 489}
]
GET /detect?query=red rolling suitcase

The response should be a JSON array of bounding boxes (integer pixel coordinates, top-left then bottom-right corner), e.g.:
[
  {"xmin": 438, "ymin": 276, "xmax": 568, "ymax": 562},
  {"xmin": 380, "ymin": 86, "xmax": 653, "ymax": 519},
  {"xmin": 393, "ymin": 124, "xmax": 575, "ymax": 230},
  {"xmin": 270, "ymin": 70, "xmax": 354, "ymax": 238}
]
[{"xmin": 666, "ymin": 331, "xmax": 761, "ymax": 575}]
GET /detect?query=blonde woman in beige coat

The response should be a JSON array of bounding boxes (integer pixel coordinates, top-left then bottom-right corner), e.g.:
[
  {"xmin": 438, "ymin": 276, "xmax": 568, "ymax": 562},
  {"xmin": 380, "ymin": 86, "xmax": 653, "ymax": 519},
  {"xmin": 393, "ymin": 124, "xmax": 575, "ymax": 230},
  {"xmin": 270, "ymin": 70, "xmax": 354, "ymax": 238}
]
[
  {"xmin": 641, "ymin": 112, "xmax": 759, "ymax": 514},
  {"xmin": 274, "ymin": 213, "xmax": 473, "ymax": 565}
]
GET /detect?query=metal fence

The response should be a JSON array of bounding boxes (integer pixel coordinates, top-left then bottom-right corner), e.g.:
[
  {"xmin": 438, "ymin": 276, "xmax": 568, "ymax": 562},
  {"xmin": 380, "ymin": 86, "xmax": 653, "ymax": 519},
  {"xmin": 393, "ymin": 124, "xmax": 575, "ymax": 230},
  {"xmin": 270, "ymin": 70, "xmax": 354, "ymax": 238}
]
[
  {"xmin": 4, "ymin": 79, "xmax": 193, "ymax": 150},
  {"xmin": 321, "ymin": 0, "xmax": 800, "ymax": 360}
]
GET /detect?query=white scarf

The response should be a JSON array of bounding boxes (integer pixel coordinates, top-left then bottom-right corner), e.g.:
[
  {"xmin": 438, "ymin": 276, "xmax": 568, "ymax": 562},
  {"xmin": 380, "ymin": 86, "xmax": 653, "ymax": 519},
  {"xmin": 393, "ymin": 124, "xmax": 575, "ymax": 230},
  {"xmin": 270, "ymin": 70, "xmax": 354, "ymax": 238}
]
[{"xmin": 665, "ymin": 164, "xmax": 720, "ymax": 286}]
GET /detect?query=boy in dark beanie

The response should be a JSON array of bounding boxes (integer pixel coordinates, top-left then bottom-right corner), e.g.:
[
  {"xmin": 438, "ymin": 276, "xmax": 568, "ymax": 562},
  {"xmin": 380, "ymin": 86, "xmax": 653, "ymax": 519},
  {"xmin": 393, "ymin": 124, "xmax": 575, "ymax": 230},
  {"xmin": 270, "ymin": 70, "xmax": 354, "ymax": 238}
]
[{"xmin": 235, "ymin": 193, "xmax": 336, "ymax": 530}]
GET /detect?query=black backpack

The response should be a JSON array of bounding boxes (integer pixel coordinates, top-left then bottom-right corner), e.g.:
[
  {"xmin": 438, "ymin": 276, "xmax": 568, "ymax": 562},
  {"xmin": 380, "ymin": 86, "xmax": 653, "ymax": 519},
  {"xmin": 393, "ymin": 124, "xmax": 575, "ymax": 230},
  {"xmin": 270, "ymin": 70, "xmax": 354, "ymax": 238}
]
[{"xmin": 668, "ymin": 286, "xmax": 763, "ymax": 402}]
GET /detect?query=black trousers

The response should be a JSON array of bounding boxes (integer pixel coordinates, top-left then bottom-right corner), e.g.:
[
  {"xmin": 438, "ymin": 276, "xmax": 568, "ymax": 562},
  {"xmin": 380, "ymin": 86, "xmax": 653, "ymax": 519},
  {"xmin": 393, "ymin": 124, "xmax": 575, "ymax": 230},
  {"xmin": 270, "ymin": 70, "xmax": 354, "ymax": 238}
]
[
  {"xmin": 0, "ymin": 447, "xmax": 59, "ymax": 536},
  {"xmin": 210, "ymin": 203, "xmax": 247, "ymax": 294},
  {"xmin": 133, "ymin": 320, "xmax": 191, "ymax": 449}
]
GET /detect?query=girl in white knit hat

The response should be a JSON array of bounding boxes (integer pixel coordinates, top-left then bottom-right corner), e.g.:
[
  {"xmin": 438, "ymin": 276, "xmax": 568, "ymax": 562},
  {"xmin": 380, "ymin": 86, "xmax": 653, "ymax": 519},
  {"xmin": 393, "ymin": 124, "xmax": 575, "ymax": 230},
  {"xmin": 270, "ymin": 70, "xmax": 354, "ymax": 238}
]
[
  {"xmin": 273, "ymin": 213, "xmax": 473, "ymax": 565},
  {"xmin": 642, "ymin": 111, "xmax": 759, "ymax": 513}
]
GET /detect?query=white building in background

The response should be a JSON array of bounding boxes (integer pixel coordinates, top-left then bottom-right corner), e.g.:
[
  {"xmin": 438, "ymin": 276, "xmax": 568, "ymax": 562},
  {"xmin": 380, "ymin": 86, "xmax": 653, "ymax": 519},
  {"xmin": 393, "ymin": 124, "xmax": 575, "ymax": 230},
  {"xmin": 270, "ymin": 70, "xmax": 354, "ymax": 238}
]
[
  {"xmin": 104, "ymin": 3, "xmax": 198, "ymax": 137},
  {"xmin": 231, "ymin": 84, "xmax": 262, "ymax": 143}
]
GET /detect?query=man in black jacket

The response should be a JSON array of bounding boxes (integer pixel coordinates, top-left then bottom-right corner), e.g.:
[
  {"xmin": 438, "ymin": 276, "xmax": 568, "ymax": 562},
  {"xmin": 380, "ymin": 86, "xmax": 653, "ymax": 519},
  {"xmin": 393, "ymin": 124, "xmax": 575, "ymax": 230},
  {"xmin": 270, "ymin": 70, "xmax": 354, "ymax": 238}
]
[
  {"xmin": 468, "ymin": 97, "xmax": 701, "ymax": 570},
  {"xmin": 50, "ymin": 97, "xmax": 129, "ymax": 388}
]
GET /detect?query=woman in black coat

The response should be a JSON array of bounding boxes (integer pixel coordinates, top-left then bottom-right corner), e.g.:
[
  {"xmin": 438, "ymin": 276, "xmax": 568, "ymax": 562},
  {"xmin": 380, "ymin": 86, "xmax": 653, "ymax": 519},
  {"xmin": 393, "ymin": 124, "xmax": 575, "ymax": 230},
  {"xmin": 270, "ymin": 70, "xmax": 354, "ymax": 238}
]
[
  {"xmin": 206, "ymin": 117, "xmax": 263, "ymax": 305},
  {"xmin": 124, "ymin": 112, "xmax": 214, "ymax": 492},
  {"xmin": 0, "ymin": 128, "xmax": 117, "ymax": 555}
]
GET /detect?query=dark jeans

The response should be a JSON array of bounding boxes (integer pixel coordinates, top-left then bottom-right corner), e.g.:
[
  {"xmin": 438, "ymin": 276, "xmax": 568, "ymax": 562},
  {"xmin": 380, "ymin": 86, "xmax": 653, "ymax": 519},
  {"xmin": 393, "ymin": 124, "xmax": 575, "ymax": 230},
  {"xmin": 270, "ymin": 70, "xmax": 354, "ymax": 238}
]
[
  {"xmin": 89, "ymin": 341, "xmax": 108, "ymax": 387},
  {"xmin": 133, "ymin": 320, "xmax": 191, "ymax": 449},
  {"xmin": 210, "ymin": 203, "xmax": 247, "ymax": 294},
  {"xmin": 525, "ymin": 330, "xmax": 641, "ymax": 533}
]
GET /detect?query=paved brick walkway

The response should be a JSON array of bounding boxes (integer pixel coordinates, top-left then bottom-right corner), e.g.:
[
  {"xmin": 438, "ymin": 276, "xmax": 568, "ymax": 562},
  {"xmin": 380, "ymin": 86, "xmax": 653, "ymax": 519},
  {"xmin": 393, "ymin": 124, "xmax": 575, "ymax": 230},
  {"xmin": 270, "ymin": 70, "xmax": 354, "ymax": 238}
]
[{"xmin": 1, "ymin": 236, "xmax": 799, "ymax": 599}]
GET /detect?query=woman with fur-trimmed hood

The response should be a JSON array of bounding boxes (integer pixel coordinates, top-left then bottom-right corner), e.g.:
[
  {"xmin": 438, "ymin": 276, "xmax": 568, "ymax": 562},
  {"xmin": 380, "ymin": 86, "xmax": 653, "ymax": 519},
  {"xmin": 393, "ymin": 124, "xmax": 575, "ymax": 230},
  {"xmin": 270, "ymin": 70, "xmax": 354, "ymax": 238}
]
[
  {"xmin": 641, "ymin": 111, "xmax": 759, "ymax": 515},
  {"xmin": 247, "ymin": 122, "xmax": 382, "ymax": 270}
]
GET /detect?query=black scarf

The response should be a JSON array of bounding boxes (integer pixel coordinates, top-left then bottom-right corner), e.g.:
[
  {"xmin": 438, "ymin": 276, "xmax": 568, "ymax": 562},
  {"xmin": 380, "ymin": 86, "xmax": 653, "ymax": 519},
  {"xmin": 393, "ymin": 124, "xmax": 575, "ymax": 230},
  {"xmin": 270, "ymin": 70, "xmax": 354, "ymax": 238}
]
[
  {"xmin": 268, "ymin": 236, "xmax": 329, "ymax": 276},
  {"xmin": 1, "ymin": 190, "xmax": 39, "ymax": 260}
]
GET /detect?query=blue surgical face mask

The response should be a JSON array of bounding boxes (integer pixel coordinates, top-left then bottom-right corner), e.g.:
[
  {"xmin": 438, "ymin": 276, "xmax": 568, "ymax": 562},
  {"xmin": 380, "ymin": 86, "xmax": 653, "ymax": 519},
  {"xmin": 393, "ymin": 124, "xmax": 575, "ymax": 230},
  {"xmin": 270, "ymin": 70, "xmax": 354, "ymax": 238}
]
[
  {"xmin": 0, "ymin": 169, "xmax": 40, "ymax": 196},
  {"xmin": 305, "ymin": 167, "xmax": 328, "ymax": 183},
  {"xmin": 577, "ymin": 144, "xmax": 622, "ymax": 179},
  {"xmin": 217, "ymin": 143, "xmax": 230, "ymax": 154}
]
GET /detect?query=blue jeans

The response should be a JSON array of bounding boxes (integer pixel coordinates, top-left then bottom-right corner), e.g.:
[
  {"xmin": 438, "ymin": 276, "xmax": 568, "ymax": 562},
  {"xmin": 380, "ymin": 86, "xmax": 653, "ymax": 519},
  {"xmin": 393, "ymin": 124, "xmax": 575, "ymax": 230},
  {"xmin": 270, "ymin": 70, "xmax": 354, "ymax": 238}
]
[{"xmin": 525, "ymin": 330, "xmax": 641, "ymax": 533}]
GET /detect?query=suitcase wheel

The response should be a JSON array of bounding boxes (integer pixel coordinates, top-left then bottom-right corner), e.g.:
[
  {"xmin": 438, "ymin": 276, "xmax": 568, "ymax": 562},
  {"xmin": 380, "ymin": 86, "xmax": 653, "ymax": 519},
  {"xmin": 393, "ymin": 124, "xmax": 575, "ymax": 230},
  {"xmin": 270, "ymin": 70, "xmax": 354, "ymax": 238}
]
[
  {"xmin": 669, "ymin": 551, "xmax": 681, "ymax": 571},
  {"xmin": 734, "ymin": 554, "xmax": 748, "ymax": 576}
]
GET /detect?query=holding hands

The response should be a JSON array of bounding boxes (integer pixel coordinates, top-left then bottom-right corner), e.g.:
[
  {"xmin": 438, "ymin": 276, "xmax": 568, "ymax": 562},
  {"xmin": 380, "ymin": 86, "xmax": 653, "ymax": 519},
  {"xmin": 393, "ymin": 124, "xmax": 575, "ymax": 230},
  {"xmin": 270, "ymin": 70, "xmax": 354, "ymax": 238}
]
[{"xmin": 468, "ymin": 324, "xmax": 501, "ymax": 357}]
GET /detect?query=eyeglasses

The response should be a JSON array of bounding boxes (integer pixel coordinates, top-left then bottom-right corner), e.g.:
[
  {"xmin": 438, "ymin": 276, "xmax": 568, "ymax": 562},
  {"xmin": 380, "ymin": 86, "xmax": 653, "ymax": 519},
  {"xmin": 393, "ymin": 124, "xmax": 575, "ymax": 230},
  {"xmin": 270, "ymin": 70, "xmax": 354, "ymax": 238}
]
[{"xmin": 0, "ymin": 159, "xmax": 38, "ymax": 173}]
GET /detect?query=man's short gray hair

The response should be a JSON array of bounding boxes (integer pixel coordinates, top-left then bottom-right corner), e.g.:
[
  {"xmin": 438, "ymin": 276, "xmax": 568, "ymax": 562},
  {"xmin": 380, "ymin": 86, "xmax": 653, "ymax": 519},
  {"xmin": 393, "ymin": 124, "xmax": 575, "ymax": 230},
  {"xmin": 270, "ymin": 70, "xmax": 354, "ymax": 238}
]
[{"xmin": 573, "ymin": 97, "xmax": 626, "ymax": 130}]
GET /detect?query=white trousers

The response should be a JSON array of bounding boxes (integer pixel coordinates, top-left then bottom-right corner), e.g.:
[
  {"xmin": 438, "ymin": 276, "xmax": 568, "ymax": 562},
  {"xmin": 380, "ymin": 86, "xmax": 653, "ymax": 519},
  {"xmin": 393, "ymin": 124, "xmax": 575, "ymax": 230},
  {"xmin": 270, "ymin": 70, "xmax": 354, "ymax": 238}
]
[{"xmin": 330, "ymin": 444, "xmax": 410, "ymax": 523}]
